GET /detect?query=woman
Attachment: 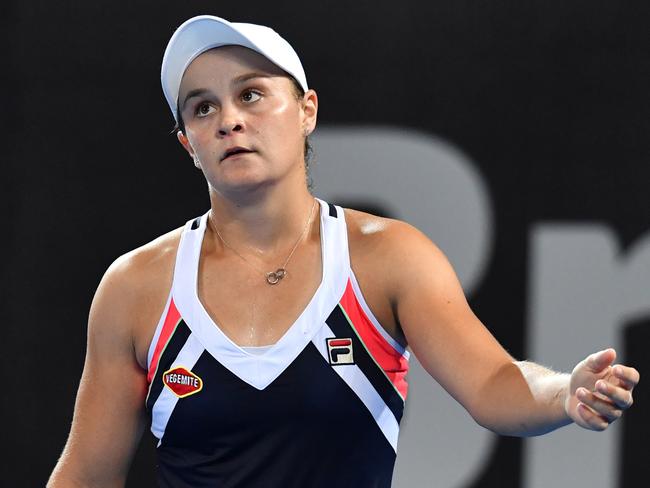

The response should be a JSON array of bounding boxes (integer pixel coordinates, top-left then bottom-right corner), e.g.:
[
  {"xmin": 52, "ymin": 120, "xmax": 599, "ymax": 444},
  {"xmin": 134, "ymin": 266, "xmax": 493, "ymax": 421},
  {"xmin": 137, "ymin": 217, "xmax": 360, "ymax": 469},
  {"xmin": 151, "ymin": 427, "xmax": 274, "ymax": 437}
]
[{"xmin": 48, "ymin": 15, "xmax": 639, "ymax": 488}]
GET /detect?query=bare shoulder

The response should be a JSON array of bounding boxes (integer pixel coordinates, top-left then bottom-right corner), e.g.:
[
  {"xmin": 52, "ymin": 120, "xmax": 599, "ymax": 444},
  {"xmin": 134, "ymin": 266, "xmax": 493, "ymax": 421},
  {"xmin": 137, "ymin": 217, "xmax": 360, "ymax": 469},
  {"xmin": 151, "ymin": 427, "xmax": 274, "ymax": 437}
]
[
  {"xmin": 343, "ymin": 208, "xmax": 449, "ymax": 345},
  {"xmin": 91, "ymin": 225, "xmax": 185, "ymax": 368},
  {"xmin": 343, "ymin": 207, "xmax": 446, "ymax": 272},
  {"xmin": 107, "ymin": 226, "xmax": 183, "ymax": 288}
]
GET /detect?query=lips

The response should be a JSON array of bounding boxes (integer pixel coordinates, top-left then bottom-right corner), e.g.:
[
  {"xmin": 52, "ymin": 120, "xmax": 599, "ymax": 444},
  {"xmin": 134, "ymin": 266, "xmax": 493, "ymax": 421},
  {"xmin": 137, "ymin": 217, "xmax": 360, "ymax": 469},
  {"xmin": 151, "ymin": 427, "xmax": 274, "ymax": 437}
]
[{"xmin": 221, "ymin": 146, "xmax": 254, "ymax": 161}]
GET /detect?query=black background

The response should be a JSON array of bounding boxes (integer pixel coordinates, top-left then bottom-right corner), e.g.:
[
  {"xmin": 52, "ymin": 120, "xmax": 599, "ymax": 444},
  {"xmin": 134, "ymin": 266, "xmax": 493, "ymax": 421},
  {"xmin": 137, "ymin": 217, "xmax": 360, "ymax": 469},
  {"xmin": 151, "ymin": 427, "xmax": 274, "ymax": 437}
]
[{"xmin": 3, "ymin": 1, "xmax": 649, "ymax": 486}]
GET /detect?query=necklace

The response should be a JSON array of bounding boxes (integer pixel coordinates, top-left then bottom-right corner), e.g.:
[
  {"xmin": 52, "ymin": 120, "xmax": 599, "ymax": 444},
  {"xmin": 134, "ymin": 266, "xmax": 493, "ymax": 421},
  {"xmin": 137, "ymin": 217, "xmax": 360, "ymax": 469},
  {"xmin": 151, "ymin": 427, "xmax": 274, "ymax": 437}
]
[{"xmin": 209, "ymin": 199, "xmax": 317, "ymax": 285}]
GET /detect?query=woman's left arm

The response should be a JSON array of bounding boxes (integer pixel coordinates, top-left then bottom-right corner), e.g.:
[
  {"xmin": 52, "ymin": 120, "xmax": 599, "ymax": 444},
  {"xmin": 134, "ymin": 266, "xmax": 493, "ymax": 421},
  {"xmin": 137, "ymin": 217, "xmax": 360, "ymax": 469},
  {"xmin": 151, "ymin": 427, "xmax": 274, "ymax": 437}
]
[{"xmin": 383, "ymin": 220, "xmax": 639, "ymax": 436}]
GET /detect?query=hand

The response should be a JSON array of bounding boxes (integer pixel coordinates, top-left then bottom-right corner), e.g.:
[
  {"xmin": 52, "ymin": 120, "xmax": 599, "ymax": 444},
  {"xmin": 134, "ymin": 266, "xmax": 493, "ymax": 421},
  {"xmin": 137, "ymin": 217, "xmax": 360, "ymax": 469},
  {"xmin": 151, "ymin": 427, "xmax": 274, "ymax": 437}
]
[{"xmin": 565, "ymin": 348, "xmax": 640, "ymax": 431}]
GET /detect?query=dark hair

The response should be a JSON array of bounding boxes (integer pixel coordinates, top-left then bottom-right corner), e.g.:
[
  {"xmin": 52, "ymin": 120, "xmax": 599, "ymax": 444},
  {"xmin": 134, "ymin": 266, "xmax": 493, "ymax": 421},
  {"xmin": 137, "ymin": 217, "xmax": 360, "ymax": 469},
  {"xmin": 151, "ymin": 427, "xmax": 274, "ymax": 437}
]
[{"xmin": 173, "ymin": 76, "xmax": 313, "ymax": 190}]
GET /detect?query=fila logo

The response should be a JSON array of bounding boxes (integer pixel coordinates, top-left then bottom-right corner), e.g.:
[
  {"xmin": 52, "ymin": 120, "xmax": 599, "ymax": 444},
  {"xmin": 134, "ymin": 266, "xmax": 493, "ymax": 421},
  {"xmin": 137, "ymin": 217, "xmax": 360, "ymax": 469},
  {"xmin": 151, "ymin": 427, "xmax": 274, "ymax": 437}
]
[
  {"xmin": 163, "ymin": 366, "xmax": 203, "ymax": 398},
  {"xmin": 327, "ymin": 338, "xmax": 354, "ymax": 365}
]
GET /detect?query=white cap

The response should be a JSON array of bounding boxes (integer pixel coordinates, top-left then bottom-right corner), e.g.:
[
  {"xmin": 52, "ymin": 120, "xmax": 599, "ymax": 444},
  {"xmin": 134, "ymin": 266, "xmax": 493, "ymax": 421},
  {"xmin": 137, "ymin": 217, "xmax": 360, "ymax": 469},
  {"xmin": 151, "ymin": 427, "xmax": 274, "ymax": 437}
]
[{"xmin": 161, "ymin": 15, "xmax": 308, "ymax": 121}]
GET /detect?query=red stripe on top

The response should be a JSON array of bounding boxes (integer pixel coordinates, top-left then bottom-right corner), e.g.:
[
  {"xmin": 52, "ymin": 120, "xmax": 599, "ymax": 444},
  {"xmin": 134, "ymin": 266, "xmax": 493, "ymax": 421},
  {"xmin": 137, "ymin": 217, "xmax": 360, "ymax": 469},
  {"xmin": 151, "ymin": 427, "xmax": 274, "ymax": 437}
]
[
  {"xmin": 329, "ymin": 339, "xmax": 352, "ymax": 347},
  {"xmin": 339, "ymin": 279, "xmax": 409, "ymax": 400},
  {"xmin": 147, "ymin": 298, "xmax": 182, "ymax": 384}
]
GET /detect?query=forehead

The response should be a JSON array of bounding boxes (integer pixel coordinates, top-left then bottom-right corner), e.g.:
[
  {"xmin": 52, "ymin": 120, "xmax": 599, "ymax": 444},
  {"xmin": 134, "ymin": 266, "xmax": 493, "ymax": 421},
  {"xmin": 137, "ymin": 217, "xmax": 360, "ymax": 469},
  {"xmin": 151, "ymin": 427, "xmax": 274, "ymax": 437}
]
[{"xmin": 179, "ymin": 45, "xmax": 287, "ymax": 91}]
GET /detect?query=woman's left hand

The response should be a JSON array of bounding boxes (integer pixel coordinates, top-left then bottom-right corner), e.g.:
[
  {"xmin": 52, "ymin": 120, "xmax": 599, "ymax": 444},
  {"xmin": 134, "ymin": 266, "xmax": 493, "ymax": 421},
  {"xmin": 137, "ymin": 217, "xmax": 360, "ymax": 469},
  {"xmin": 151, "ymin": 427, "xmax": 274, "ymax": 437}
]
[{"xmin": 565, "ymin": 348, "xmax": 640, "ymax": 431}]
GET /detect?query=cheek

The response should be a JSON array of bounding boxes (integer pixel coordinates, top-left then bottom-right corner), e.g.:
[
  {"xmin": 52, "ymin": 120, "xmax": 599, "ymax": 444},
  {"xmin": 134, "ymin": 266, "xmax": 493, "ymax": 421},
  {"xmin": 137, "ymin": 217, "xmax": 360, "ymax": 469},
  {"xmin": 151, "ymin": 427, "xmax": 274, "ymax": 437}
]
[
  {"xmin": 185, "ymin": 128, "xmax": 215, "ymax": 156},
  {"xmin": 261, "ymin": 99, "xmax": 302, "ymax": 144}
]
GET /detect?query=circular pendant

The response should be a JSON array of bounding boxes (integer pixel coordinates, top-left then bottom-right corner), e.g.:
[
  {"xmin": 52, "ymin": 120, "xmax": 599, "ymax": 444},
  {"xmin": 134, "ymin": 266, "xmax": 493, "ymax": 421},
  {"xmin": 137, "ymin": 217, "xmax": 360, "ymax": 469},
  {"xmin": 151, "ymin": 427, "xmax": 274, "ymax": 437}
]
[{"xmin": 266, "ymin": 268, "xmax": 287, "ymax": 285}]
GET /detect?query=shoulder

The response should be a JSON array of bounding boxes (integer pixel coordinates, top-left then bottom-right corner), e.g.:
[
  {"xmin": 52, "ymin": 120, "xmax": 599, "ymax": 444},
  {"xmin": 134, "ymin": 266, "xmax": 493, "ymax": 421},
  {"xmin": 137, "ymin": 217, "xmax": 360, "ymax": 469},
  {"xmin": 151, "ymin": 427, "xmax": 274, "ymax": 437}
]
[
  {"xmin": 342, "ymin": 208, "xmax": 455, "ymax": 343},
  {"xmin": 102, "ymin": 225, "xmax": 184, "ymax": 297},
  {"xmin": 343, "ymin": 207, "xmax": 456, "ymax": 298},
  {"xmin": 88, "ymin": 225, "xmax": 185, "ymax": 367},
  {"xmin": 343, "ymin": 207, "xmax": 446, "ymax": 264}
]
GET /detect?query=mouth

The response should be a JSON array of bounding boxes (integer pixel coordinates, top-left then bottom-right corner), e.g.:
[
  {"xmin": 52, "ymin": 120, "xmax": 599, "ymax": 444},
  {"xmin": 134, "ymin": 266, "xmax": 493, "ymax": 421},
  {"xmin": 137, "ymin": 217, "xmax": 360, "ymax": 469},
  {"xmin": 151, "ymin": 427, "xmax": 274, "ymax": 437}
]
[{"xmin": 221, "ymin": 146, "xmax": 255, "ymax": 162}]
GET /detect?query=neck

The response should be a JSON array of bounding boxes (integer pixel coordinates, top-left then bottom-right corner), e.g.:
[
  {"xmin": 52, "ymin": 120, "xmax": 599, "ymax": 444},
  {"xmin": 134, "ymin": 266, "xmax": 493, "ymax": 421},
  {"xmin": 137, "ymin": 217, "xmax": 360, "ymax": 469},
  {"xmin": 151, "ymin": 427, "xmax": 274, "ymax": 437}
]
[{"xmin": 207, "ymin": 178, "xmax": 316, "ymax": 255}]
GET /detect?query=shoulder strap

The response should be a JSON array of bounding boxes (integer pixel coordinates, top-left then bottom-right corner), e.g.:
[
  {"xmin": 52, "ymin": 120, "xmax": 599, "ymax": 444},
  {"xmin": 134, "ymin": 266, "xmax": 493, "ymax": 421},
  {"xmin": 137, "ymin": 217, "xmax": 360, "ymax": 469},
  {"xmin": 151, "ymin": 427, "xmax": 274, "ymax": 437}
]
[
  {"xmin": 316, "ymin": 198, "xmax": 351, "ymax": 303},
  {"xmin": 146, "ymin": 212, "xmax": 208, "ymax": 372}
]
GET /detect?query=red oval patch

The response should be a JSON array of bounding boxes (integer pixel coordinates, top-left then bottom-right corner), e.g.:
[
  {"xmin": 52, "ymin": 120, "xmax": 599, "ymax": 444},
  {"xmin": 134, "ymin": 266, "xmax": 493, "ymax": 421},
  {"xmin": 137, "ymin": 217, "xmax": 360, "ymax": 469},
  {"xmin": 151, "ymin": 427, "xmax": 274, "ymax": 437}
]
[{"xmin": 163, "ymin": 366, "xmax": 203, "ymax": 398}]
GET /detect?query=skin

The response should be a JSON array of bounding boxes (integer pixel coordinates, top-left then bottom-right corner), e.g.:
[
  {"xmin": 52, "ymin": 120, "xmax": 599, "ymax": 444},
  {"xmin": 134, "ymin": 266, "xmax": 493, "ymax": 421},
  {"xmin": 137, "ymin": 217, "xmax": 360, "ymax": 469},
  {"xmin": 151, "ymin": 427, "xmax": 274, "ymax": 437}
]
[{"xmin": 47, "ymin": 46, "xmax": 640, "ymax": 487}]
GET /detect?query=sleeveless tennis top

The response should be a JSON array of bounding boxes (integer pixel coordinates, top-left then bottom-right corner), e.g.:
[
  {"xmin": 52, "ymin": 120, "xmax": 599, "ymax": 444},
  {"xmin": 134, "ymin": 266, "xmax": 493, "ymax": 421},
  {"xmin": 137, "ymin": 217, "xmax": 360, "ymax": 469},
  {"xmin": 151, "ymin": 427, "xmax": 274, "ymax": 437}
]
[{"xmin": 145, "ymin": 199, "xmax": 410, "ymax": 488}]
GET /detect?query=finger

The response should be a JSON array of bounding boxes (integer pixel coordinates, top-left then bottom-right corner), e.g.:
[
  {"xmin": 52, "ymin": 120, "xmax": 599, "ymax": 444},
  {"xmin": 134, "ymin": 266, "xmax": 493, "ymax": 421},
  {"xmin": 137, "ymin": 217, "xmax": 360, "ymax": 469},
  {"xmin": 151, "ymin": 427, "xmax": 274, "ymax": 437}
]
[
  {"xmin": 586, "ymin": 348, "xmax": 617, "ymax": 373},
  {"xmin": 577, "ymin": 402, "xmax": 609, "ymax": 431},
  {"xmin": 595, "ymin": 380, "xmax": 634, "ymax": 409},
  {"xmin": 577, "ymin": 387, "xmax": 622, "ymax": 422},
  {"xmin": 612, "ymin": 365, "xmax": 640, "ymax": 389}
]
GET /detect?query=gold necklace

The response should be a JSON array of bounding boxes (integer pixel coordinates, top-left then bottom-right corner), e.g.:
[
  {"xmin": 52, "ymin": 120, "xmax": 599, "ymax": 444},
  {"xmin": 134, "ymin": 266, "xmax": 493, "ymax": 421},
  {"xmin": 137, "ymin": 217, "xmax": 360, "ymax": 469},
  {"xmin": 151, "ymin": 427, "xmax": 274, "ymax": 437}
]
[{"xmin": 209, "ymin": 199, "xmax": 317, "ymax": 285}]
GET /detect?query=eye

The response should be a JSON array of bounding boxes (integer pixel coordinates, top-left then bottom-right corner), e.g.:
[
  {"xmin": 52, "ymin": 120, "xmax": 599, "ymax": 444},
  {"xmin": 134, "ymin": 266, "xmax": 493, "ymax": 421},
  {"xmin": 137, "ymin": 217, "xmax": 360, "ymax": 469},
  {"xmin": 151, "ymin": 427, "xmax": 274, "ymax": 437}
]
[
  {"xmin": 195, "ymin": 102, "xmax": 215, "ymax": 117},
  {"xmin": 241, "ymin": 89, "xmax": 262, "ymax": 103}
]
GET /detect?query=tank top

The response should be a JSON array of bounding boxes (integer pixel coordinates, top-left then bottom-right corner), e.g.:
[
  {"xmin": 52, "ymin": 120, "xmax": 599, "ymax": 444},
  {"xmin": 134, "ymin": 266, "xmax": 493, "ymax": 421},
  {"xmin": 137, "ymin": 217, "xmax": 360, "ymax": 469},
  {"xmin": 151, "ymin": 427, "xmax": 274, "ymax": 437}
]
[{"xmin": 145, "ymin": 199, "xmax": 410, "ymax": 487}]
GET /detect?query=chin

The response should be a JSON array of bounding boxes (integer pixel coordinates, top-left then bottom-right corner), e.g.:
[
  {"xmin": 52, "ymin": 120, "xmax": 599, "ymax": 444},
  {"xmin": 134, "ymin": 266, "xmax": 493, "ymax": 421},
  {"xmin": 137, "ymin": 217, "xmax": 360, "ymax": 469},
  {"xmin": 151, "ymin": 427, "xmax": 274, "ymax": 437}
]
[{"xmin": 208, "ymin": 173, "xmax": 275, "ymax": 196}]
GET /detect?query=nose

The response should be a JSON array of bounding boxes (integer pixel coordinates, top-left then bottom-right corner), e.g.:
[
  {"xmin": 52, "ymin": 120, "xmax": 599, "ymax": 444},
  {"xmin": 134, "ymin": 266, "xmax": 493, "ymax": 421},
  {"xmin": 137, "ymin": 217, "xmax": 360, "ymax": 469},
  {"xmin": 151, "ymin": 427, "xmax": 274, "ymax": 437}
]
[
  {"xmin": 218, "ymin": 121, "xmax": 243, "ymax": 136},
  {"xmin": 218, "ymin": 104, "xmax": 244, "ymax": 137}
]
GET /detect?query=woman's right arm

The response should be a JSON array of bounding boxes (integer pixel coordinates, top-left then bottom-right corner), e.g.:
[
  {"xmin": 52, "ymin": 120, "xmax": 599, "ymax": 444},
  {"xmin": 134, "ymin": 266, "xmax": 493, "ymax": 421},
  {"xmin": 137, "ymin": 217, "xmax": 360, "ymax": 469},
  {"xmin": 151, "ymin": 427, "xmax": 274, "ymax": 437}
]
[{"xmin": 47, "ymin": 257, "xmax": 150, "ymax": 488}]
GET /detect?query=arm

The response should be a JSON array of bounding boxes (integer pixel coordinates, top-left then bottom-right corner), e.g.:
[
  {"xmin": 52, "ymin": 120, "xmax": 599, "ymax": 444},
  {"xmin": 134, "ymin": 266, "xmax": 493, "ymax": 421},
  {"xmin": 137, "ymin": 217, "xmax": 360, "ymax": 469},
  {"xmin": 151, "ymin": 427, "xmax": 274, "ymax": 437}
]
[
  {"xmin": 384, "ymin": 221, "xmax": 639, "ymax": 436},
  {"xmin": 48, "ymin": 257, "xmax": 149, "ymax": 488}
]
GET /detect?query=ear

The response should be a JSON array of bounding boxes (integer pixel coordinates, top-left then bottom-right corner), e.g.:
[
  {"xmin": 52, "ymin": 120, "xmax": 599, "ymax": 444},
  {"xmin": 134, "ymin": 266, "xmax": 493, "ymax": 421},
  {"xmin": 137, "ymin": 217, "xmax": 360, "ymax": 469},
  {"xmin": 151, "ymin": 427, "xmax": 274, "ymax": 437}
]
[
  {"xmin": 177, "ymin": 130, "xmax": 195, "ymax": 157},
  {"xmin": 177, "ymin": 130, "xmax": 201, "ymax": 168},
  {"xmin": 300, "ymin": 89, "xmax": 318, "ymax": 136}
]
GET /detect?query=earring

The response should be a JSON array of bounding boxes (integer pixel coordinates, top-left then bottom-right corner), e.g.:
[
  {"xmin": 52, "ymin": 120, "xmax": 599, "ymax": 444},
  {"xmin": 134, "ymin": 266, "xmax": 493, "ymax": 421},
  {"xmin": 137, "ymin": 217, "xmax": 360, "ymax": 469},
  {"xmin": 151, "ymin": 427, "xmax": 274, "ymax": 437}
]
[{"xmin": 193, "ymin": 156, "xmax": 201, "ymax": 168}]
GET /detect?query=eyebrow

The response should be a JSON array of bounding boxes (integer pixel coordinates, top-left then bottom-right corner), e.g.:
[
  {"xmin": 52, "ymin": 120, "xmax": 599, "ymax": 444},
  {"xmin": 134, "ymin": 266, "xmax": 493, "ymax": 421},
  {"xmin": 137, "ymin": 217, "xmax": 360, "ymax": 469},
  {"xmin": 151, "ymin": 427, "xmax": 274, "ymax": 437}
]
[
  {"xmin": 180, "ymin": 88, "xmax": 211, "ymax": 111},
  {"xmin": 180, "ymin": 73, "xmax": 273, "ymax": 111}
]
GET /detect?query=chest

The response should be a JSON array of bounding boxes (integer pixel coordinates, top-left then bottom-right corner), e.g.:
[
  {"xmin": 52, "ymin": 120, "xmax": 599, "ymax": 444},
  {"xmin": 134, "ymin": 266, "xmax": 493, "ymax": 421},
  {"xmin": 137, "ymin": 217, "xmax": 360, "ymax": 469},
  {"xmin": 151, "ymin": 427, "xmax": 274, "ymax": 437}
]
[
  {"xmin": 146, "ymin": 304, "xmax": 407, "ymax": 452},
  {"xmin": 196, "ymin": 233, "xmax": 323, "ymax": 347},
  {"xmin": 158, "ymin": 345, "xmax": 375, "ymax": 446}
]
